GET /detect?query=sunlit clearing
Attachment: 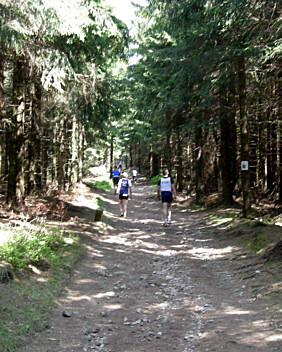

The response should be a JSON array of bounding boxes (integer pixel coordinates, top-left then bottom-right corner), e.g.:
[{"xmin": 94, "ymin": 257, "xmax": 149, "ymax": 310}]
[
  {"xmin": 127, "ymin": 227, "xmax": 143, "ymax": 232},
  {"xmin": 98, "ymin": 196, "xmax": 116, "ymax": 205},
  {"xmin": 157, "ymin": 249, "xmax": 178, "ymax": 256},
  {"xmin": 134, "ymin": 234, "xmax": 151, "ymax": 240},
  {"xmin": 93, "ymin": 264, "xmax": 107, "ymax": 270},
  {"xmin": 103, "ymin": 235, "xmax": 163, "ymax": 250},
  {"xmin": 195, "ymin": 238, "xmax": 213, "ymax": 242},
  {"xmin": 76, "ymin": 279, "xmax": 95, "ymax": 284},
  {"xmin": 28, "ymin": 265, "xmax": 41, "ymax": 275},
  {"xmin": 225, "ymin": 308, "xmax": 252, "ymax": 315},
  {"xmin": 88, "ymin": 165, "xmax": 108, "ymax": 177},
  {"xmin": 104, "ymin": 304, "xmax": 123, "ymax": 310},
  {"xmin": 188, "ymin": 246, "xmax": 238, "ymax": 260},
  {"xmin": 64, "ymin": 237, "xmax": 75, "ymax": 245},
  {"xmin": 253, "ymin": 320, "xmax": 269, "ymax": 328},
  {"xmin": 266, "ymin": 334, "xmax": 282, "ymax": 342},
  {"xmin": 149, "ymin": 302, "xmax": 169, "ymax": 310},
  {"xmin": 208, "ymin": 218, "xmax": 233, "ymax": 226},
  {"xmin": 86, "ymin": 247, "xmax": 104, "ymax": 257},
  {"xmin": 171, "ymin": 244, "xmax": 186, "ymax": 249},
  {"xmin": 70, "ymin": 295, "xmax": 91, "ymax": 302},
  {"xmin": 93, "ymin": 291, "xmax": 115, "ymax": 299}
]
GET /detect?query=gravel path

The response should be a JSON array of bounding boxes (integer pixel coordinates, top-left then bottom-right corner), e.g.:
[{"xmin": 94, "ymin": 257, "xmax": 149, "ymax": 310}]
[{"xmin": 18, "ymin": 183, "xmax": 281, "ymax": 352}]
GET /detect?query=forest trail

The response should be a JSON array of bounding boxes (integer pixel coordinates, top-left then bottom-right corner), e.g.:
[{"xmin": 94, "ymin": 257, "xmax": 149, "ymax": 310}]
[{"xmin": 18, "ymin": 182, "xmax": 281, "ymax": 352}]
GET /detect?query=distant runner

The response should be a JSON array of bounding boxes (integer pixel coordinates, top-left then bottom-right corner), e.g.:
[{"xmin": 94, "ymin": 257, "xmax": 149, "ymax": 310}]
[
  {"xmin": 112, "ymin": 166, "xmax": 120, "ymax": 195},
  {"xmin": 116, "ymin": 171, "xmax": 132, "ymax": 218},
  {"xmin": 132, "ymin": 168, "xmax": 137, "ymax": 183},
  {"xmin": 157, "ymin": 169, "xmax": 177, "ymax": 226}
]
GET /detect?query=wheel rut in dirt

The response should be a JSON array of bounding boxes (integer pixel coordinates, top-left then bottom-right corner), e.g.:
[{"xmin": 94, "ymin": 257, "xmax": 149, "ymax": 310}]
[{"xmin": 18, "ymin": 183, "xmax": 281, "ymax": 352}]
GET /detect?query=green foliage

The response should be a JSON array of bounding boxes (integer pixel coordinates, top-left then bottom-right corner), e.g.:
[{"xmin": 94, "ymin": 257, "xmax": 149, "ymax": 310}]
[
  {"xmin": 85, "ymin": 179, "xmax": 112, "ymax": 191},
  {"xmin": 94, "ymin": 180, "xmax": 112, "ymax": 191},
  {"xmin": 96, "ymin": 196, "xmax": 105, "ymax": 209},
  {"xmin": 0, "ymin": 227, "xmax": 79, "ymax": 271},
  {"xmin": 150, "ymin": 174, "xmax": 162, "ymax": 185},
  {"xmin": 121, "ymin": 0, "xmax": 281, "ymax": 168},
  {"xmin": 208, "ymin": 212, "xmax": 238, "ymax": 225},
  {"xmin": 245, "ymin": 235, "xmax": 270, "ymax": 252},
  {"xmin": 0, "ymin": 226, "xmax": 82, "ymax": 351}
]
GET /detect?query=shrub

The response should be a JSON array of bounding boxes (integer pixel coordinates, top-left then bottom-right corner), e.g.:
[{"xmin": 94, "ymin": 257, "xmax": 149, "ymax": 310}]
[
  {"xmin": 85, "ymin": 180, "xmax": 112, "ymax": 191},
  {"xmin": 150, "ymin": 174, "xmax": 162, "ymax": 185},
  {"xmin": 0, "ymin": 227, "xmax": 79, "ymax": 271}
]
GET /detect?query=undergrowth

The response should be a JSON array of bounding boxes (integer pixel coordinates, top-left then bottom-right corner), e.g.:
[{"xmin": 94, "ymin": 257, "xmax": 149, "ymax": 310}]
[
  {"xmin": 85, "ymin": 179, "xmax": 112, "ymax": 191},
  {"xmin": 0, "ymin": 226, "xmax": 83, "ymax": 352},
  {"xmin": 150, "ymin": 174, "xmax": 162, "ymax": 185}
]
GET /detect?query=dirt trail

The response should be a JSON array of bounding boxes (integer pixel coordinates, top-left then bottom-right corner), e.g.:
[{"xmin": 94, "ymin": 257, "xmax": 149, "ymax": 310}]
[{"xmin": 19, "ymin": 183, "xmax": 281, "ymax": 352}]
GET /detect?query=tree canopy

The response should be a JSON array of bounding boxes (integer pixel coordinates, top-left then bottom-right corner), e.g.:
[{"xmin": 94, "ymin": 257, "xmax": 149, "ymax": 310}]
[{"xmin": 0, "ymin": 0, "xmax": 281, "ymax": 214}]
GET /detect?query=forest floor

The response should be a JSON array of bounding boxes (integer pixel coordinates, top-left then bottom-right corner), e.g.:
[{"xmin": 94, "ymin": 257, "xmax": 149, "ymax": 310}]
[{"xmin": 2, "ymin": 181, "xmax": 282, "ymax": 352}]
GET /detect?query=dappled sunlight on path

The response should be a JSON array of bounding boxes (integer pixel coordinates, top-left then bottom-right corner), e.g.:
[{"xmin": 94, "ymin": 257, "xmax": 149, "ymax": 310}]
[{"xmin": 18, "ymin": 182, "xmax": 281, "ymax": 352}]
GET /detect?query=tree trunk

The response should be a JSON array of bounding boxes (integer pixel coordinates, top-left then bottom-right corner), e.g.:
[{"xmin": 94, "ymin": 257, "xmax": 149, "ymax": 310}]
[
  {"xmin": 70, "ymin": 114, "xmax": 78, "ymax": 185},
  {"xmin": 0, "ymin": 56, "xmax": 5, "ymax": 182},
  {"xmin": 164, "ymin": 132, "xmax": 172, "ymax": 171},
  {"xmin": 266, "ymin": 79, "xmax": 279, "ymax": 199},
  {"xmin": 129, "ymin": 143, "xmax": 133, "ymax": 168},
  {"xmin": 257, "ymin": 105, "xmax": 267, "ymax": 195},
  {"xmin": 26, "ymin": 69, "xmax": 42, "ymax": 195},
  {"xmin": 41, "ymin": 130, "xmax": 48, "ymax": 191},
  {"xmin": 150, "ymin": 145, "xmax": 160, "ymax": 178},
  {"xmin": 109, "ymin": 135, "xmax": 114, "ymax": 178},
  {"xmin": 57, "ymin": 115, "xmax": 66, "ymax": 190},
  {"xmin": 137, "ymin": 142, "xmax": 142, "ymax": 173},
  {"xmin": 77, "ymin": 116, "xmax": 84, "ymax": 183},
  {"xmin": 219, "ymin": 85, "xmax": 237, "ymax": 204},
  {"xmin": 194, "ymin": 126, "xmax": 203, "ymax": 202},
  {"xmin": 237, "ymin": 56, "xmax": 251, "ymax": 217},
  {"xmin": 279, "ymin": 118, "xmax": 282, "ymax": 203},
  {"xmin": 176, "ymin": 130, "xmax": 183, "ymax": 192},
  {"xmin": 6, "ymin": 57, "xmax": 27, "ymax": 206},
  {"xmin": 51, "ymin": 120, "xmax": 58, "ymax": 186},
  {"xmin": 266, "ymin": 115, "xmax": 275, "ymax": 194}
]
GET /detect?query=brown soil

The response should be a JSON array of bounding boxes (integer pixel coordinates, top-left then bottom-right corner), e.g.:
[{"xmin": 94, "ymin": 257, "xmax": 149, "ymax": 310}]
[{"xmin": 16, "ymin": 182, "xmax": 281, "ymax": 352}]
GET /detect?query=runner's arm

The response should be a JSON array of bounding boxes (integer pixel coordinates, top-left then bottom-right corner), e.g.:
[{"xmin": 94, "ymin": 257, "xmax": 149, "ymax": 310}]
[
  {"xmin": 172, "ymin": 183, "xmax": 177, "ymax": 199},
  {"xmin": 129, "ymin": 186, "xmax": 132, "ymax": 199},
  {"xmin": 116, "ymin": 179, "xmax": 121, "ymax": 195}
]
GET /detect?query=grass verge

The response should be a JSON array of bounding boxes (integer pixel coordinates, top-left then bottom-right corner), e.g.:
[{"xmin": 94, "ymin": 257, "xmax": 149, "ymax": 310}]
[
  {"xmin": 85, "ymin": 179, "xmax": 112, "ymax": 192},
  {"xmin": 0, "ymin": 225, "xmax": 84, "ymax": 352}
]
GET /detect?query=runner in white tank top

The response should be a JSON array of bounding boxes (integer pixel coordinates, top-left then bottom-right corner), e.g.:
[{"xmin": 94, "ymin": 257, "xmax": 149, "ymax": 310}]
[{"xmin": 157, "ymin": 169, "xmax": 177, "ymax": 226}]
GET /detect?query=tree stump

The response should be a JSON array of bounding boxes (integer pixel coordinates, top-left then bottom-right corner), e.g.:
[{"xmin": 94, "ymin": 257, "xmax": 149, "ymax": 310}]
[
  {"xmin": 263, "ymin": 241, "xmax": 282, "ymax": 262},
  {"xmin": 0, "ymin": 263, "xmax": 14, "ymax": 283},
  {"xmin": 94, "ymin": 209, "xmax": 103, "ymax": 222}
]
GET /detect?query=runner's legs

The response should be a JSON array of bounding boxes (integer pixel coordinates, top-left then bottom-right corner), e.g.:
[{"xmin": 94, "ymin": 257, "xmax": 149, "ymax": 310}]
[
  {"xmin": 167, "ymin": 203, "xmax": 172, "ymax": 223},
  {"xmin": 119, "ymin": 199, "xmax": 124, "ymax": 216},
  {"xmin": 162, "ymin": 202, "xmax": 168, "ymax": 223},
  {"xmin": 123, "ymin": 199, "xmax": 128, "ymax": 217}
]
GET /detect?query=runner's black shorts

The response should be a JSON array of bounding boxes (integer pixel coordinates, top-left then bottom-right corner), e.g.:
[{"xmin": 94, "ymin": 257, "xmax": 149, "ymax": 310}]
[
  {"xmin": 119, "ymin": 193, "xmax": 129, "ymax": 200},
  {"xmin": 161, "ymin": 191, "xmax": 172, "ymax": 203},
  {"xmin": 113, "ymin": 177, "xmax": 119, "ymax": 185}
]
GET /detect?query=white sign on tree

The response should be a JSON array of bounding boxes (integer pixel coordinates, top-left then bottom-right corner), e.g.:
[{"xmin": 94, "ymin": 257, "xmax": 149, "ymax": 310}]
[{"xmin": 241, "ymin": 161, "xmax": 249, "ymax": 171}]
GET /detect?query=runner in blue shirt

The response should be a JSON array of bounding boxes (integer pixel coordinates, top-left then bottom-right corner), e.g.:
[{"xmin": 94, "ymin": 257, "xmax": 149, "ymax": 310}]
[
  {"xmin": 116, "ymin": 171, "xmax": 132, "ymax": 218},
  {"xmin": 112, "ymin": 166, "xmax": 120, "ymax": 195}
]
